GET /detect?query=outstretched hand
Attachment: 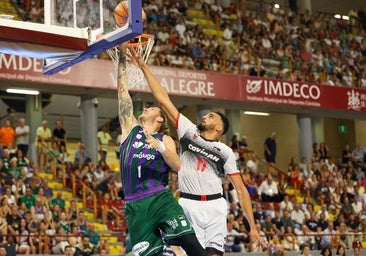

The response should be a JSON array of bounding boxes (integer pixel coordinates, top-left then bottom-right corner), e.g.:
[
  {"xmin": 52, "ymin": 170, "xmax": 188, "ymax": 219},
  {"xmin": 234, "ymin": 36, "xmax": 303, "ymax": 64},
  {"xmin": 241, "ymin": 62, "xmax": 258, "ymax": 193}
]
[{"xmin": 128, "ymin": 46, "xmax": 145, "ymax": 68}]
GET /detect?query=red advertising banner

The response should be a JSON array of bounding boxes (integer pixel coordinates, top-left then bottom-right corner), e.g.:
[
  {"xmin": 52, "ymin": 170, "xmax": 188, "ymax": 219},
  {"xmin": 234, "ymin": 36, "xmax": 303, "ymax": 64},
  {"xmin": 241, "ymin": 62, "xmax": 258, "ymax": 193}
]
[
  {"xmin": 147, "ymin": 68, "xmax": 241, "ymax": 100},
  {"xmin": 1, "ymin": 54, "xmax": 366, "ymax": 113},
  {"xmin": 0, "ymin": 54, "xmax": 117, "ymax": 89},
  {"xmin": 240, "ymin": 77, "xmax": 366, "ymax": 112}
]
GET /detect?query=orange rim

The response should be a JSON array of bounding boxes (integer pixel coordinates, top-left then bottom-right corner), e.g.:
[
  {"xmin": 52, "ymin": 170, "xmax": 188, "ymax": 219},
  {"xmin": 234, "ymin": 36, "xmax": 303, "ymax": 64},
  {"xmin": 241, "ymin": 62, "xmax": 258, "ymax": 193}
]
[{"xmin": 128, "ymin": 33, "xmax": 154, "ymax": 47}]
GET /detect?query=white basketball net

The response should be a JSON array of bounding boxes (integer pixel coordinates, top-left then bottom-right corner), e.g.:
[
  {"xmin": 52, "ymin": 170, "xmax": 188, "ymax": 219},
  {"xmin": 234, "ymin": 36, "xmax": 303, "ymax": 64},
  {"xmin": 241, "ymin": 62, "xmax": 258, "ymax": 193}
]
[{"xmin": 106, "ymin": 34, "xmax": 154, "ymax": 88}]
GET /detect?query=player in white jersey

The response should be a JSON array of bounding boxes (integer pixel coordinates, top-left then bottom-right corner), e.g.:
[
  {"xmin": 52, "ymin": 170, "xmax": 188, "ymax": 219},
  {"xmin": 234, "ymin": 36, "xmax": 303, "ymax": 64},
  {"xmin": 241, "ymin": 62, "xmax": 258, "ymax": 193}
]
[{"xmin": 130, "ymin": 47, "xmax": 266, "ymax": 255}]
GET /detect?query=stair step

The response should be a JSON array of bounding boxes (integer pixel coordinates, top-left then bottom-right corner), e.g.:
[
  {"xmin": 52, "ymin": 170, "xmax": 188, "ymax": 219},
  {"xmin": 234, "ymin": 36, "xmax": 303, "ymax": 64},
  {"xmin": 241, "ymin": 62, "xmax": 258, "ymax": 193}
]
[
  {"xmin": 192, "ymin": 18, "xmax": 215, "ymax": 26},
  {"xmin": 65, "ymin": 200, "xmax": 84, "ymax": 209},
  {"xmin": 202, "ymin": 28, "xmax": 223, "ymax": 37},
  {"xmin": 39, "ymin": 172, "xmax": 53, "ymax": 180},
  {"xmin": 109, "ymin": 244, "xmax": 125, "ymax": 255},
  {"xmin": 105, "ymin": 235, "xmax": 118, "ymax": 243},
  {"xmin": 95, "ymin": 223, "xmax": 107, "ymax": 231},
  {"xmin": 285, "ymin": 188, "xmax": 295, "ymax": 195},
  {"xmin": 53, "ymin": 190, "xmax": 73, "ymax": 199},
  {"xmin": 48, "ymin": 181, "xmax": 63, "ymax": 189},
  {"xmin": 84, "ymin": 211, "xmax": 95, "ymax": 220},
  {"xmin": 186, "ymin": 9, "xmax": 206, "ymax": 17}
]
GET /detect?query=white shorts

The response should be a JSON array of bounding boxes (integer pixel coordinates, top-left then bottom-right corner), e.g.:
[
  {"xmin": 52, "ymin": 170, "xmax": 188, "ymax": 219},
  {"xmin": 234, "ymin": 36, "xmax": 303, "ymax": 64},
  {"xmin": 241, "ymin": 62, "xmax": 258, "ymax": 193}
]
[{"xmin": 178, "ymin": 197, "xmax": 227, "ymax": 252}]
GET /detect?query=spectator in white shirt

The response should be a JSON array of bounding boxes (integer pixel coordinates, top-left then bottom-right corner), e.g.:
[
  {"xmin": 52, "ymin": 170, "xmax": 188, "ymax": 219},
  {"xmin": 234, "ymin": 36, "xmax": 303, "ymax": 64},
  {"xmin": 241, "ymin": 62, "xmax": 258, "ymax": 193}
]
[
  {"xmin": 225, "ymin": 221, "xmax": 242, "ymax": 252},
  {"xmin": 279, "ymin": 194, "xmax": 293, "ymax": 217},
  {"xmin": 174, "ymin": 17, "xmax": 186, "ymax": 38},
  {"xmin": 296, "ymin": 225, "xmax": 315, "ymax": 250},
  {"xmin": 257, "ymin": 173, "xmax": 279, "ymax": 202},
  {"xmin": 15, "ymin": 118, "xmax": 30, "ymax": 157},
  {"xmin": 352, "ymin": 144, "xmax": 366, "ymax": 165},
  {"xmin": 320, "ymin": 221, "xmax": 336, "ymax": 249},
  {"xmin": 291, "ymin": 202, "xmax": 305, "ymax": 231},
  {"xmin": 352, "ymin": 194, "xmax": 363, "ymax": 214},
  {"xmin": 246, "ymin": 153, "xmax": 259, "ymax": 176},
  {"xmin": 315, "ymin": 204, "xmax": 329, "ymax": 220}
]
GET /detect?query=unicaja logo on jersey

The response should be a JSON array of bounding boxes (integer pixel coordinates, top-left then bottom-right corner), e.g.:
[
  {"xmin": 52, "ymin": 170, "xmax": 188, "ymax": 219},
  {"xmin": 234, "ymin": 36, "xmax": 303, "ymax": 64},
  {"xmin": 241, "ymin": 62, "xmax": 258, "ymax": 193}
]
[
  {"xmin": 132, "ymin": 241, "xmax": 149, "ymax": 255},
  {"xmin": 132, "ymin": 141, "xmax": 144, "ymax": 149}
]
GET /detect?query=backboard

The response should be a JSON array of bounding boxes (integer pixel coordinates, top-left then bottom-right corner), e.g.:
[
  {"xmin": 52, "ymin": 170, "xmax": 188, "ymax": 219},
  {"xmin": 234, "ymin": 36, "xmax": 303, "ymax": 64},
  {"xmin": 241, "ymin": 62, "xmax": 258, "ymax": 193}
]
[{"xmin": 0, "ymin": 0, "xmax": 143, "ymax": 75}]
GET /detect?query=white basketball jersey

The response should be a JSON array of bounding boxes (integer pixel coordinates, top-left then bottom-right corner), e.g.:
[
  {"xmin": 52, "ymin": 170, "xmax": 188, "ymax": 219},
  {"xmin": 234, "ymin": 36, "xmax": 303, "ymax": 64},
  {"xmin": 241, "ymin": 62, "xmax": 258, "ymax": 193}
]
[{"xmin": 176, "ymin": 113, "xmax": 239, "ymax": 195}]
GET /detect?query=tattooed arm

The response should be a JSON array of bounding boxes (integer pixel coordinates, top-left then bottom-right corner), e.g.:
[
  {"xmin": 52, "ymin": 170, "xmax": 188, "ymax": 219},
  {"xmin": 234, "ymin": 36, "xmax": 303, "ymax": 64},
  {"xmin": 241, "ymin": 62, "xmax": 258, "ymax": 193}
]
[{"xmin": 118, "ymin": 44, "xmax": 137, "ymax": 141}]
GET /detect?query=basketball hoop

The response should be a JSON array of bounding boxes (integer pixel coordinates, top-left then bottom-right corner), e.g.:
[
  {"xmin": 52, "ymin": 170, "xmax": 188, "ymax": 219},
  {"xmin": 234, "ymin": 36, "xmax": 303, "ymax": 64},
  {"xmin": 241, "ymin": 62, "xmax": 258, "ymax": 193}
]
[{"xmin": 106, "ymin": 33, "xmax": 154, "ymax": 88}]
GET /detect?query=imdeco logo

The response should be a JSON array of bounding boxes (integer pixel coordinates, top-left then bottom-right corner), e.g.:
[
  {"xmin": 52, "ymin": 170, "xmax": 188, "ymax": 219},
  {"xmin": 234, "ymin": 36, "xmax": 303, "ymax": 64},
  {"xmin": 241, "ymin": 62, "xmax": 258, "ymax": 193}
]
[
  {"xmin": 246, "ymin": 79, "xmax": 321, "ymax": 100},
  {"xmin": 246, "ymin": 80, "xmax": 262, "ymax": 93}
]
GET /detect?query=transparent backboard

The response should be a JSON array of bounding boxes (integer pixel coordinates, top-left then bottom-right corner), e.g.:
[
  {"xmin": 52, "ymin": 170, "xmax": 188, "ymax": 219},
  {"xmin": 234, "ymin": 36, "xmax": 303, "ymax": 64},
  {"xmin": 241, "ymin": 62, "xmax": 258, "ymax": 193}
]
[
  {"xmin": 43, "ymin": 0, "xmax": 143, "ymax": 75},
  {"xmin": 47, "ymin": 0, "xmax": 104, "ymax": 35},
  {"xmin": 0, "ymin": 0, "xmax": 143, "ymax": 75}
]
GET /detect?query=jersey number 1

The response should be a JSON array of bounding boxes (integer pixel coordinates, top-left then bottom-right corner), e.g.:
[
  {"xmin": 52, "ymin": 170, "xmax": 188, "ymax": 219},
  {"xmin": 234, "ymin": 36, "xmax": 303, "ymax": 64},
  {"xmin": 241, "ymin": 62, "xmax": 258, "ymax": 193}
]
[{"xmin": 196, "ymin": 157, "xmax": 208, "ymax": 172}]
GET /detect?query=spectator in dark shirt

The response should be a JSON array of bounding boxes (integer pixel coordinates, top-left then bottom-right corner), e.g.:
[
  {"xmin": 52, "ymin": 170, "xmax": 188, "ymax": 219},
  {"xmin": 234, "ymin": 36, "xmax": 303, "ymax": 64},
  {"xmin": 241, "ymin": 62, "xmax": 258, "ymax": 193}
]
[
  {"xmin": 280, "ymin": 209, "xmax": 294, "ymax": 230},
  {"xmin": 6, "ymin": 206, "xmax": 21, "ymax": 245},
  {"xmin": 41, "ymin": 179, "xmax": 53, "ymax": 199},
  {"xmin": 222, "ymin": 180, "xmax": 235, "ymax": 204},
  {"xmin": 53, "ymin": 120, "xmax": 66, "ymax": 147},
  {"xmin": 264, "ymin": 132, "xmax": 277, "ymax": 164},
  {"xmin": 74, "ymin": 234, "xmax": 96, "ymax": 256},
  {"xmin": 305, "ymin": 211, "xmax": 319, "ymax": 232},
  {"xmin": 254, "ymin": 203, "xmax": 266, "ymax": 224},
  {"xmin": 317, "ymin": 212, "xmax": 328, "ymax": 230}
]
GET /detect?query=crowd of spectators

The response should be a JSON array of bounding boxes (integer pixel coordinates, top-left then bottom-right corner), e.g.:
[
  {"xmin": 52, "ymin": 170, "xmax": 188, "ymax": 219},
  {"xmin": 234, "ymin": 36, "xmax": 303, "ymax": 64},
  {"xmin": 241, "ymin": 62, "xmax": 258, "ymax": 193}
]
[
  {"xmin": 139, "ymin": 0, "xmax": 366, "ymax": 88},
  {"xmin": 155, "ymin": 0, "xmax": 366, "ymax": 87},
  {"xmin": 16, "ymin": 0, "xmax": 366, "ymax": 87},
  {"xmin": 212, "ymin": 137, "xmax": 366, "ymax": 254},
  {"xmin": 2, "ymin": 117, "xmax": 366, "ymax": 254},
  {"xmin": 6, "ymin": 0, "xmax": 366, "ymax": 254},
  {"xmin": 0, "ymin": 117, "xmax": 124, "ymax": 255}
]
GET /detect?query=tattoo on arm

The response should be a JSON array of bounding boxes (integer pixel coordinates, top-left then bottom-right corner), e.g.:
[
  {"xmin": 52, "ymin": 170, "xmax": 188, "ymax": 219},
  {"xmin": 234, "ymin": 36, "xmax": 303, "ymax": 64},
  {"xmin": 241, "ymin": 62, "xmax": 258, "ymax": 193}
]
[{"xmin": 117, "ymin": 45, "xmax": 135, "ymax": 132}]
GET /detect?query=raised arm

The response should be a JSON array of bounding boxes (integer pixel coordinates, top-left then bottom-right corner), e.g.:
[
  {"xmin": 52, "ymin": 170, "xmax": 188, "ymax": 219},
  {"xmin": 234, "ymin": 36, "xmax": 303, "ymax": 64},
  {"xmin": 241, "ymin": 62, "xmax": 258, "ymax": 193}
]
[
  {"xmin": 118, "ymin": 44, "xmax": 137, "ymax": 141},
  {"xmin": 129, "ymin": 47, "xmax": 179, "ymax": 126}
]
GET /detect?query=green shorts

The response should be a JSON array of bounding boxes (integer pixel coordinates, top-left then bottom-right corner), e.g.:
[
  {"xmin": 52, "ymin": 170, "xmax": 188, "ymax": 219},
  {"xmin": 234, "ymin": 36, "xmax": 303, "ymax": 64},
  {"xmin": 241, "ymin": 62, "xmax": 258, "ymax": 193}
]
[{"xmin": 125, "ymin": 189, "xmax": 195, "ymax": 256}]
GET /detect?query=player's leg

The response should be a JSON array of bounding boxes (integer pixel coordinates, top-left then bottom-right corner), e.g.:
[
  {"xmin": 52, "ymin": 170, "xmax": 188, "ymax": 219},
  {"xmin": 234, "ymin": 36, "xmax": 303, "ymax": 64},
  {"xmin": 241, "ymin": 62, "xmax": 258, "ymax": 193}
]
[
  {"xmin": 206, "ymin": 247, "xmax": 224, "ymax": 256},
  {"xmin": 173, "ymin": 233, "xmax": 209, "ymax": 256},
  {"xmin": 177, "ymin": 198, "xmax": 205, "ymax": 246},
  {"xmin": 187, "ymin": 198, "xmax": 227, "ymax": 256},
  {"xmin": 168, "ymin": 245, "xmax": 185, "ymax": 256},
  {"xmin": 157, "ymin": 190, "xmax": 209, "ymax": 256},
  {"xmin": 125, "ymin": 200, "xmax": 165, "ymax": 256}
]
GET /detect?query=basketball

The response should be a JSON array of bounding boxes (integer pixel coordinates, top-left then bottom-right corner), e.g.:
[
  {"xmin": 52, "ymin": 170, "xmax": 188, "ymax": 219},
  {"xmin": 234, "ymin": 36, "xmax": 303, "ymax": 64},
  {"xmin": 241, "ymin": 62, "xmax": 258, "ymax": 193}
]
[{"xmin": 114, "ymin": 1, "xmax": 146, "ymax": 27}]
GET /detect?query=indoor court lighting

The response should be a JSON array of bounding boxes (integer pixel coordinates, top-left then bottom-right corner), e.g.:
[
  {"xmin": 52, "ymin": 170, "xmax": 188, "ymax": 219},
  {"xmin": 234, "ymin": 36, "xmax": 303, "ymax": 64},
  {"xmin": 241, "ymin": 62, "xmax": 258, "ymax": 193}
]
[
  {"xmin": 274, "ymin": 3, "xmax": 280, "ymax": 9},
  {"xmin": 334, "ymin": 14, "xmax": 341, "ymax": 19},
  {"xmin": 6, "ymin": 88, "xmax": 39, "ymax": 95},
  {"xmin": 342, "ymin": 15, "xmax": 349, "ymax": 20},
  {"xmin": 244, "ymin": 111, "xmax": 270, "ymax": 116}
]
